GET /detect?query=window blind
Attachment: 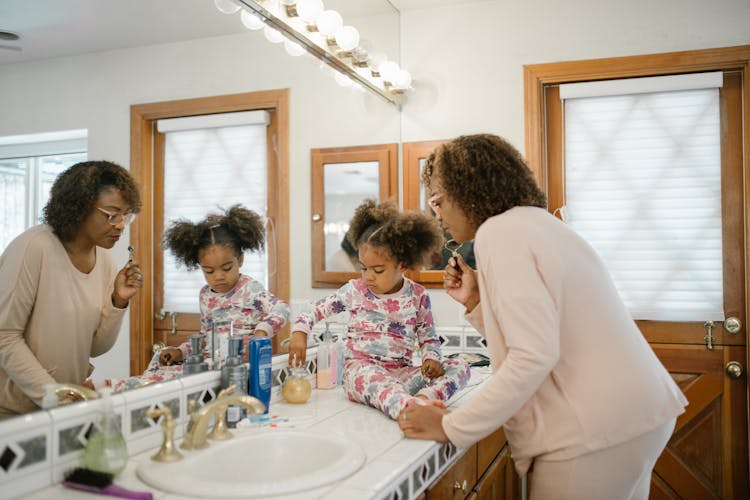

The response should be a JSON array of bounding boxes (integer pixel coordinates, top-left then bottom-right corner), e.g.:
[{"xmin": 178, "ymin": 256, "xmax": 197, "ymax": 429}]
[
  {"xmin": 159, "ymin": 112, "xmax": 270, "ymax": 313},
  {"xmin": 560, "ymin": 74, "xmax": 724, "ymax": 321}
]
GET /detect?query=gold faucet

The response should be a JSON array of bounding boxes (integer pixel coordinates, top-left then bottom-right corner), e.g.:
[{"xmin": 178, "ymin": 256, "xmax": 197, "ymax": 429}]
[
  {"xmin": 54, "ymin": 384, "xmax": 99, "ymax": 403},
  {"xmin": 145, "ymin": 406, "xmax": 183, "ymax": 462},
  {"xmin": 181, "ymin": 386, "xmax": 266, "ymax": 450}
]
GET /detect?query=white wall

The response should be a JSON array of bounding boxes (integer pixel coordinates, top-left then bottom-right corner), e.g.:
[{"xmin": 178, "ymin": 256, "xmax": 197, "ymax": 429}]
[
  {"xmin": 399, "ymin": 0, "xmax": 750, "ymax": 324},
  {"xmin": 1, "ymin": 0, "xmax": 748, "ymax": 379}
]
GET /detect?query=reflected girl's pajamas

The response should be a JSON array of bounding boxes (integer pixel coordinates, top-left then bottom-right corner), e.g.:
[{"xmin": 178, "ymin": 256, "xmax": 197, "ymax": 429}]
[{"xmin": 295, "ymin": 277, "xmax": 470, "ymax": 419}]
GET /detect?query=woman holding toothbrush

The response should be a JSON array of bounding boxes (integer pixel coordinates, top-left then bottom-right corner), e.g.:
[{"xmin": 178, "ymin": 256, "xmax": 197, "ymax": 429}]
[{"xmin": 0, "ymin": 160, "xmax": 143, "ymax": 417}]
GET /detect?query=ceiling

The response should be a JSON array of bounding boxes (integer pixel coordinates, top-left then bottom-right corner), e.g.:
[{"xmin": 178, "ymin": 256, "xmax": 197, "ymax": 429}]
[{"xmin": 0, "ymin": 0, "xmax": 476, "ymax": 66}]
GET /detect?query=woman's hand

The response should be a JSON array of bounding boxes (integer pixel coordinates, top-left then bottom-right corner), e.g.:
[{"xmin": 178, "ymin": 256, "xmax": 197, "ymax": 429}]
[
  {"xmin": 421, "ymin": 359, "xmax": 445, "ymax": 380},
  {"xmin": 443, "ymin": 254, "xmax": 480, "ymax": 312},
  {"xmin": 287, "ymin": 331, "xmax": 308, "ymax": 367},
  {"xmin": 159, "ymin": 347, "xmax": 183, "ymax": 366},
  {"xmin": 112, "ymin": 259, "xmax": 143, "ymax": 308},
  {"xmin": 398, "ymin": 404, "xmax": 450, "ymax": 442}
]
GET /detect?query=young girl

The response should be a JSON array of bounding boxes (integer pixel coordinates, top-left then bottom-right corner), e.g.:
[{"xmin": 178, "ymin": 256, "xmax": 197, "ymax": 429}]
[
  {"xmin": 288, "ymin": 199, "xmax": 470, "ymax": 420},
  {"xmin": 152, "ymin": 205, "xmax": 289, "ymax": 372}
]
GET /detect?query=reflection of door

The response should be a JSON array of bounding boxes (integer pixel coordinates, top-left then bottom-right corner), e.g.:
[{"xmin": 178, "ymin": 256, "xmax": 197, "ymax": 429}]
[
  {"xmin": 525, "ymin": 47, "xmax": 749, "ymax": 498},
  {"xmin": 129, "ymin": 90, "xmax": 290, "ymax": 374}
]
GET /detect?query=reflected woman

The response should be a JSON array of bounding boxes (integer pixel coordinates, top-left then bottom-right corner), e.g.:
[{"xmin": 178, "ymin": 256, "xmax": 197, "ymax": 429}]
[{"xmin": 0, "ymin": 161, "xmax": 143, "ymax": 417}]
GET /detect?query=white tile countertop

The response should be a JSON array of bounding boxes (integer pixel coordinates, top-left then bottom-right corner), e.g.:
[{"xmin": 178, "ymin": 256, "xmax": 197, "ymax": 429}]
[{"xmin": 24, "ymin": 366, "xmax": 492, "ymax": 500}]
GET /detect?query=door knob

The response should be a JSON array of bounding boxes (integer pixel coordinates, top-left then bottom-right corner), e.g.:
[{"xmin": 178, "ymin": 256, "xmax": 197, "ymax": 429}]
[
  {"xmin": 724, "ymin": 317, "xmax": 741, "ymax": 334},
  {"xmin": 725, "ymin": 361, "xmax": 743, "ymax": 379},
  {"xmin": 152, "ymin": 341, "xmax": 166, "ymax": 354}
]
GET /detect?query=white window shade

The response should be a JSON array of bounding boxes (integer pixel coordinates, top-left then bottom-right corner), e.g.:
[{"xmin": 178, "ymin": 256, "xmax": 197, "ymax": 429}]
[
  {"xmin": 561, "ymin": 74, "xmax": 724, "ymax": 321},
  {"xmin": 159, "ymin": 115, "xmax": 269, "ymax": 313}
]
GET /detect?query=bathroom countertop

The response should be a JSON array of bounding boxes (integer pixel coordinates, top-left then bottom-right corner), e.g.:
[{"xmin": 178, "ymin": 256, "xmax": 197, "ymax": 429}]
[{"xmin": 26, "ymin": 366, "xmax": 492, "ymax": 500}]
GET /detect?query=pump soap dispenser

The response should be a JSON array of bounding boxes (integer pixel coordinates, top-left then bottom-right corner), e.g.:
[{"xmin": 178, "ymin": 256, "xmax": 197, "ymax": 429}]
[{"xmin": 84, "ymin": 387, "xmax": 128, "ymax": 476}]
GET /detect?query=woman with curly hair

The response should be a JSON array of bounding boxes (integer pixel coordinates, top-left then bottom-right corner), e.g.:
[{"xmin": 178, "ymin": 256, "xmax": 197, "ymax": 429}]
[
  {"xmin": 288, "ymin": 199, "xmax": 470, "ymax": 420},
  {"xmin": 0, "ymin": 160, "xmax": 143, "ymax": 417},
  {"xmin": 153, "ymin": 205, "xmax": 289, "ymax": 370},
  {"xmin": 398, "ymin": 134, "xmax": 687, "ymax": 500}
]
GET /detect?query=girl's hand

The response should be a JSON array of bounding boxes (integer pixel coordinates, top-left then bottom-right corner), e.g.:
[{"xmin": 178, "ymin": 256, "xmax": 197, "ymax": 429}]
[
  {"xmin": 398, "ymin": 404, "xmax": 450, "ymax": 442},
  {"xmin": 443, "ymin": 254, "xmax": 480, "ymax": 312},
  {"xmin": 288, "ymin": 331, "xmax": 308, "ymax": 367},
  {"xmin": 112, "ymin": 260, "xmax": 143, "ymax": 308},
  {"xmin": 159, "ymin": 348, "xmax": 183, "ymax": 366},
  {"xmin": 421, "ymin": 359, "xmax": 445, "ymax": 379}
]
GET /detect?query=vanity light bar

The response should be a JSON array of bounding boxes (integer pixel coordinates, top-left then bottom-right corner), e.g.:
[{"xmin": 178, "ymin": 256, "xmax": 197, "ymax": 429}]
[{"xmin": 233, "ymin": 0, "xmax": 404, "ymax": 107}]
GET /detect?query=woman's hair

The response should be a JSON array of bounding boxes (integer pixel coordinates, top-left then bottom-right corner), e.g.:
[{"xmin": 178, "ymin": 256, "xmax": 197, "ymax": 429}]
[
  {"xmin": 346, "ymin": 199, "xmax": 442, "ymax": 270},
  {"xmin": 42, "ymin": 160, "xmax": 141, "ymax": 242},
  {"xmin": 164, "ymin": 204, "xmax": 265, "ymax": 270},
  {"xmin": 422, "ymin": 134, "xmax": 546, "ymax": 227}
]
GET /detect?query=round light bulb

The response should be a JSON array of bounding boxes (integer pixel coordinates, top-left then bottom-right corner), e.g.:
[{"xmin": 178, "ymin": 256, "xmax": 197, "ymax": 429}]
[
  {"xmin": 378, "ymin": 61, "xmax": 400, "ymax": 83},
  {"xmin": 393, "ymin": 69, "xmax": 412, "ymax": 89},
  {"xmin": 351, "ymin": 46, "xmax": 369, "ymax": 63},
  {"xmin": 263, "ymin": 25, "xmax": 285, "ymax": 44},
  {"xmin": 240, "ymin": 10, "xmax": 264, "ymax": 30},
  {"xmin": 316, "ymin": 10, "xmax": 343, "ymax": 37},
  {"xmin": 284, "ymin": 39, "xmax": 306, "ymax": 56},
  {"xmin": 280, "ymin": 0, "xmax": 297, "ymax": 5},
  {"xmin": 214, "ymin": 0, "xmax": 240, "ymax": 15},
  {"xmin": 297, "ymin": 0, "xmax": 324, "ymax": 23},
  {"xmin": 334, "ymin": 26, "xmax": 359, "ymax": 51}
]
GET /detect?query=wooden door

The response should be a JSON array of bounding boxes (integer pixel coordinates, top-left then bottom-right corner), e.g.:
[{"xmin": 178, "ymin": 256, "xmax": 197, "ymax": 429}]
[
  {"xmin": 524, "ymin": 46, "xmax": 750, "ymax": 499},
  {"xmin": 129, "ymin": 90, "xmax": 290, "ymax": 374}
]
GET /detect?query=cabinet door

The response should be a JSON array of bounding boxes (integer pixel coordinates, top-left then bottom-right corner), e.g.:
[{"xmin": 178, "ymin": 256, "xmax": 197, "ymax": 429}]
[
  {"xmin": 477, "ymin": 426, "xmax": 506, "ymax": 474},
  {"xmin": 474, "ymin": 446, "xmax": 508, "ymax": 500},
  {"xmin": 426, "ymin": 444, "xmax": 478, "ymax": 500}
]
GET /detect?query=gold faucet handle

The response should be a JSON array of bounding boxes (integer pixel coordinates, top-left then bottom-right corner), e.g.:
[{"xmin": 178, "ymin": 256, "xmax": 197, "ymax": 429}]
[
  {"xmin": 145, "ymin": 407, "xmax": 183, "ymax": 462},
  {"xmin": 208, "ymin": 385, "xmax": 240, "ymax": 441}
]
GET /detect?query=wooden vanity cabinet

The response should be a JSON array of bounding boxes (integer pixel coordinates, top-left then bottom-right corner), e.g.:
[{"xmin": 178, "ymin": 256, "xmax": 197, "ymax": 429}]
[{"xmin": 424, "ymin": 427, "xmax": 520, "ymax": 500}]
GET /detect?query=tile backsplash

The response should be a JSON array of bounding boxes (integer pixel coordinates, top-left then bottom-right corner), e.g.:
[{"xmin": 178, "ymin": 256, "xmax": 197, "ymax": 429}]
[{"xmin": 0, "ymin": 327, "xmax": 484, "ymax": 498}]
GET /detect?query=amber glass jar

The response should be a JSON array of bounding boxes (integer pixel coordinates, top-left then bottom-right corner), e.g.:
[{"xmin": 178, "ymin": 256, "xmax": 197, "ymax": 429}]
[{"xmin": 282, "ymin": 367, "xmax": 312, "ymax": 404}]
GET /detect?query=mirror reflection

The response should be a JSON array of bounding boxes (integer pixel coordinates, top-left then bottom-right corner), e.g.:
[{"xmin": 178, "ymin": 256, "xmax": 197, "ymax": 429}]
[
  {"xmin": 324, "ymin": 161, "xmax": 380, "ymax": 272},
  {"xmin": 0, "ymin": 0, "xmax": 401, "ymax": 417}
]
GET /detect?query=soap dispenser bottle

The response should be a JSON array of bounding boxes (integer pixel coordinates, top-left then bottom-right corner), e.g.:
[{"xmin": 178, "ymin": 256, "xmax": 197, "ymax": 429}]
[
  {"xmin": 84, "ymin": 387, "xmax": 128, "ymax": 476},
  {"xmin": 221, "ymin": 336, "xmax": 248, "ymax": 428},
  {"xmin": 182, "ymin": 334, "xmax": 208, "ymax": 375},
  {"xmin": 316, "ymin": 323, "xmax": 334, "ymax": 390}
]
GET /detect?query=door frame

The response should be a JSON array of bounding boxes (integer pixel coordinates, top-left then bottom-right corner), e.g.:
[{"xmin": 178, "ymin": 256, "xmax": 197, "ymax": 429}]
[{"xmin": 128, "ymin": 89, "xmax": 290, "ymax": 375}]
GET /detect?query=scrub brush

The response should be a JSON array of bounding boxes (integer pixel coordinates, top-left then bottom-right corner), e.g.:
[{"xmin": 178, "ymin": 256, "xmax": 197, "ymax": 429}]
[{"xmin": 63, "ymin": 467, "xmax": 153, "ymax": 499}]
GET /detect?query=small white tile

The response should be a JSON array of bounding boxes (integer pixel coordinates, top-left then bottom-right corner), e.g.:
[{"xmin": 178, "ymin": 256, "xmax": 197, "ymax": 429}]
[
  {"xmin": 340, "ymin": 456, "xmax": 408, "ymax": 494},
  {"xmin": 0, "ymin": 410, "xmax": 53, "ymax": 498}
]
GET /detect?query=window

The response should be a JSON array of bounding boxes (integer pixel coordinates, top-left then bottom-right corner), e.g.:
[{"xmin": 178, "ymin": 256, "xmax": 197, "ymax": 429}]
[
  {"xmin": 560, "ymin": 73, "xmax": 723, "ymax": 321},
  {"xmin": 157, "ymin": 111, "xmax": 270, "ymax": 313},
  {"xmin": 0, "ymin": 130, "xmax": 87, "ymax": 251}
]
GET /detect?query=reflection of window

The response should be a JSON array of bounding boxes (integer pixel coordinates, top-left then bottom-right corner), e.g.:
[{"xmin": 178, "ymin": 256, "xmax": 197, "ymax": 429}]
[
  {"xmin": 157, "ymin": 111, "xmax": 270, "ymax": 313},
  {"xmin": 0, "ymin": 131, "xmax": 87, "ymax": 252}
]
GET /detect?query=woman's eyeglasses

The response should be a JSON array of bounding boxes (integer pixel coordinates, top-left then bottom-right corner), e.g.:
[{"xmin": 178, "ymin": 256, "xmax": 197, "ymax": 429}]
[{"xmin": 96, "ymin": 207, "xmax": 136, "ymax": 226}]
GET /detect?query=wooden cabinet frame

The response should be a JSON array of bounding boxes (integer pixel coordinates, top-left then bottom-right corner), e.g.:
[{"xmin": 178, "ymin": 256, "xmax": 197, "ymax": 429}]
[{"xmin": 311, "ymin": 143, "xmax": 398, "ymax": 288}]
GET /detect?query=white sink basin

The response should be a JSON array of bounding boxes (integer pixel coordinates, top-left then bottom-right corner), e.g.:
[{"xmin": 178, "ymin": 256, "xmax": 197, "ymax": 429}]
[{"xmin": 136, "ymin": 430, "xmax": 365, "ymax": 498}]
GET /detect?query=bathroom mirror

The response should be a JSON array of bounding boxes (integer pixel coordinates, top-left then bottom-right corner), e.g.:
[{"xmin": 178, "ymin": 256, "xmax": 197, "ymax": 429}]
[
  {"xmin": 311, "ymin": 143, "xmax": 398, "ymax": 287},
  {"xmin": 402, "ymin": 140, "xmax": 476, "ymax": 287},
  {"xmin": 0, "ymin": 0, "xmax": 402, "ymax": 414}
]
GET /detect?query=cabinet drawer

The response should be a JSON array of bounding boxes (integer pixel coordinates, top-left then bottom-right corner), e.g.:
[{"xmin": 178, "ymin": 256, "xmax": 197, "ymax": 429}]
[
  {"xmin": 426, "ymin": 444, "xmax": 478, "ymax": 500},
  {"xmin": 477, "ymin": 426, "xmax": 506, "ymax": 473}
]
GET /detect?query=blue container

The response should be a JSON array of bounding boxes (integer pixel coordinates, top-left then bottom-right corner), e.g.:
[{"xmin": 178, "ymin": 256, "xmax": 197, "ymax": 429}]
[{"xmin": 248, "ymin": 337, "xmax": 272, "ymax": 414}]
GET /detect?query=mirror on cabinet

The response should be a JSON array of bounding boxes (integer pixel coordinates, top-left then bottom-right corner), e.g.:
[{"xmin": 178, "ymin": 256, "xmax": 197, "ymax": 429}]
[
  {"xmin": 402, "ymin": 140, "xmax": 476, "ymax": 287},
  {"xmin": 311, "ymin": 143, "xmax": 398, "ymax": 287}
]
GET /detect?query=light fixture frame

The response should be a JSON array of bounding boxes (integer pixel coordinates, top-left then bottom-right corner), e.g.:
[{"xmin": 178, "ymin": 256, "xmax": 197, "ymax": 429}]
[{"xmin": 235, "ymin": 0, "xmax": 402, "ymax": 107}]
